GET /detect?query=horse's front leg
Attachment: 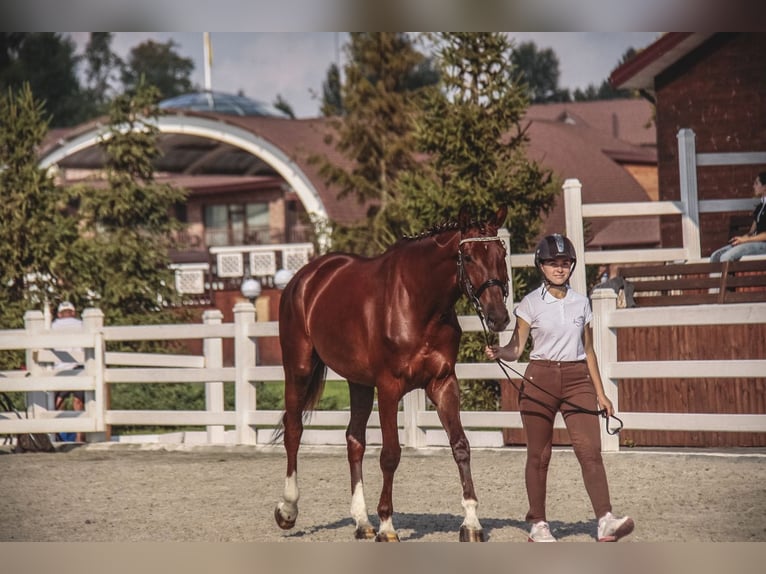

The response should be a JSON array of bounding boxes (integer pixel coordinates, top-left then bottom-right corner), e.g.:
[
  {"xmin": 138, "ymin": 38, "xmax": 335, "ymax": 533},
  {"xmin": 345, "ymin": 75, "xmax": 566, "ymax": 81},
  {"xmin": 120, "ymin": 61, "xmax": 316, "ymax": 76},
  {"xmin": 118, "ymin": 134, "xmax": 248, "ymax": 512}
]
[
  {"xmin": 427, "ymin": 376, "xmax": 485, "ymax": 542},
  {"xmin": 374, "ymin": 388, "xmax": 402, "ymax": 542},
  {"xmin": 346, "ymin": 382, "xmax": 376, "ymax": 540}
]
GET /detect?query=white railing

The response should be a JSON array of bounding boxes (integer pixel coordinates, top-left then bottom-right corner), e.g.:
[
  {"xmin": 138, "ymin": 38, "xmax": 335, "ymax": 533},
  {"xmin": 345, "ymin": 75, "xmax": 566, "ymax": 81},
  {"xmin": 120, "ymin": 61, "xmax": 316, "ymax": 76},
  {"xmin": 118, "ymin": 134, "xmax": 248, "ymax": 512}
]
[{"xmin": 1, "ymin": 296, "xmax": 764, "ymax": 452}]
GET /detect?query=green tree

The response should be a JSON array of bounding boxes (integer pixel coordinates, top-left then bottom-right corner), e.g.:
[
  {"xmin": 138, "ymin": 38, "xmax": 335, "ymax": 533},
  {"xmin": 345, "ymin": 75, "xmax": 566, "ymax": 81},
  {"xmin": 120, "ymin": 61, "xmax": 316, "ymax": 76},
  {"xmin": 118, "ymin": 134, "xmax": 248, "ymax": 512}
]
[
  {"xmin": 82, "ymin": 32, "xmax": 123, "ymax": 117},
  {"xmin": 120, "ymin": 39, "xmax": 195, "ymax": 99},
  {"xmin": 0, "ymin": 84, "xmax": 80, "ymax": 367},
  {"xmin": 72, "ymin": 81, "xmax": 188, "ymax": 325},
  {"xmin": 319, "ymin": 62, "xmax": 343, "ymax": 117},
  {"xmin": 314, "ymin": 33, "xmax": 433, "ymax": 254},
  {"xmin": 510, "ymin": 40, "xmax": 571, "ymax": 104},
  {"xmin": 0, "ymin": 33, "xmax": 88, "ymax": 127}
]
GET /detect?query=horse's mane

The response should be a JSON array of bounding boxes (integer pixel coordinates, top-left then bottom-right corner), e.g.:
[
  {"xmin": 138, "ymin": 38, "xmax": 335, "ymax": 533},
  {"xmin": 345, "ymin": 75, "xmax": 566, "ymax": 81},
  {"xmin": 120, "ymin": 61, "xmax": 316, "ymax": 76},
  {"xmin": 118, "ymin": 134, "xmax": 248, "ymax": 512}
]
[{"xmin": 401, "ymin": 216, "xmax": 493, "ymax": 242}]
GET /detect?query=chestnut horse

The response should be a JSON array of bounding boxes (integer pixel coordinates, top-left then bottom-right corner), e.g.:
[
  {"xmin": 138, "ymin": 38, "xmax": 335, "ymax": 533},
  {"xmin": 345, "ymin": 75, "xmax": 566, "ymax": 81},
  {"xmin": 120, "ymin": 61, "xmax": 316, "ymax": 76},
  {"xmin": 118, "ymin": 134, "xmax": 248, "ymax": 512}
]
[{"xmin": 274, "ymin": 206, "xmax": 510, "ymax": 542}]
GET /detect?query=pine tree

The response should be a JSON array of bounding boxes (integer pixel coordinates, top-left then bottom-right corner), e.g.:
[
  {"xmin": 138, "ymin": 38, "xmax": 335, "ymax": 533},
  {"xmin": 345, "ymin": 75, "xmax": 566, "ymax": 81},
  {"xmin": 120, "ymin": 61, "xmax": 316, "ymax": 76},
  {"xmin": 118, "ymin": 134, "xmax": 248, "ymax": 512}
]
[
  {"xmin": 72, "ymin": 81, "xmax": 188, "ymax": 324},
  {"xmin": 314, "ymin": 33, "xmax": 434, "ymax": 254},
  {"xmin": 0, "ymin": 85, "xmax": 80, "ymax": 333},
  {"xmin": 400, "ymin": 32, "xmax": 556, "ymax": 256}
]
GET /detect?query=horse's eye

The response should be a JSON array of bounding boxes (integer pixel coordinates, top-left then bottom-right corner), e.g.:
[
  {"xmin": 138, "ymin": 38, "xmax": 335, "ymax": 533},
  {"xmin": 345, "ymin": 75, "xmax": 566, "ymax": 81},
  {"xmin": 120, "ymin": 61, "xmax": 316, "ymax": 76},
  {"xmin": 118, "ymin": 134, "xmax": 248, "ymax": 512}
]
[{"xmin": 463, "ymin": 254, "xmax": 473, "ymax": 262}]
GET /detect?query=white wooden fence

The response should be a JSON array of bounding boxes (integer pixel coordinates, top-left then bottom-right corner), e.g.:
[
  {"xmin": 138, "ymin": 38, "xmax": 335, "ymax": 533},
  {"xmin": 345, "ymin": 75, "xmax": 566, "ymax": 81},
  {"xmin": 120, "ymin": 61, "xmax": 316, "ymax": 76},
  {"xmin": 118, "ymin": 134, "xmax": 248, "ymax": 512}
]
[{"xmin": 1, "ymin": 129, "xmax": 764, "ymax": 451}]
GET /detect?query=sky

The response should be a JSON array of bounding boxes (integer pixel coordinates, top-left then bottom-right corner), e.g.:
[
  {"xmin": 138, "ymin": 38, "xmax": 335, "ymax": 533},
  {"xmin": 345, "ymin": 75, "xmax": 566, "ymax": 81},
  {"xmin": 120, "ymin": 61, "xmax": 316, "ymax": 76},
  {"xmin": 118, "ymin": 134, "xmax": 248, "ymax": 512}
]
[{"xmin": 67, "ymin": 32, "xmax": 661, "ymax": 119}]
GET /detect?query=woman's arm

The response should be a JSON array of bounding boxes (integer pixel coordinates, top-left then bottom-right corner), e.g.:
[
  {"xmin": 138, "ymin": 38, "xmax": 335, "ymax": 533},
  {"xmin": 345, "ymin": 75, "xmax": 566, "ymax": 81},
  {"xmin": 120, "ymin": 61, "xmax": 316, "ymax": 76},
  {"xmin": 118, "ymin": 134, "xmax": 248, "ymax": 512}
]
[
  {"xmin": 485, "ymin": 317, "xmax": 530, "ymax": 362},
  {"xmin": 583, "ymin": 324, "xmax": 614, "ymax": 416}
]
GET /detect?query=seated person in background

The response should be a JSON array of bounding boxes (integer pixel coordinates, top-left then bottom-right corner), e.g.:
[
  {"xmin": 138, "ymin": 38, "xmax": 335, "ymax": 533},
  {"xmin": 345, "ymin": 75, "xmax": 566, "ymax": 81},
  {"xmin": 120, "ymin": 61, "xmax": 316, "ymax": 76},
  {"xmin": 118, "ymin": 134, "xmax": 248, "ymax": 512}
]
[
  {"xmin": 51, "ymin": 301, "xmax": 85, "ymax": 442},
  {"xmin": 710, "ymin": 172, "xmax": 766, "ymax": 262}
]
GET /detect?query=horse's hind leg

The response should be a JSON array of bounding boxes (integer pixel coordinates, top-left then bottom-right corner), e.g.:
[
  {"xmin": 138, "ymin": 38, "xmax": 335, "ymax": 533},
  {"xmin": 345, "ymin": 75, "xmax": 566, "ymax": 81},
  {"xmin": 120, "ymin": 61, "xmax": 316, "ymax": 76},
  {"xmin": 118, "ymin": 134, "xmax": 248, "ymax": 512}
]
[
  {"xmin": 275, "ymin": 354, "xmax": 322, "ymax": 530},
  {"xmin": 274, "ymin": 370, "xmax": 304, "ymax": 530},
  {"xmin": 427, "ymin": 378, "xmax": 485, "ymax": 542},
  {"xmin": 346, "ymin": 382, "xmax": 376, "ymax": 540}
]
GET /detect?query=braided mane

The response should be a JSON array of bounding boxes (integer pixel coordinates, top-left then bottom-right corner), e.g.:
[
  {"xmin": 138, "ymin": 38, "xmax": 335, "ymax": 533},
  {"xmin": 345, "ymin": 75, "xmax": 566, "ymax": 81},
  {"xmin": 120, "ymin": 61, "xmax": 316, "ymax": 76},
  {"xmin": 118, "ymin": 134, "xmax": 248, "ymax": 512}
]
[{"xmin": 402, "ymin": 216, "xmax": 493, "ymax": 241}]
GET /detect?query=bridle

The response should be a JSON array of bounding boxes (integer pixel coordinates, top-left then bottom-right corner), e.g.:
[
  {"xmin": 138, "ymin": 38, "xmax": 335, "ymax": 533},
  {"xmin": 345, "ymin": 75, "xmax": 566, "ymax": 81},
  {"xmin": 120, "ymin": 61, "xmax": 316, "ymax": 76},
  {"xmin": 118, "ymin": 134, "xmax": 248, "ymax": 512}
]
[
  {"xmin": 459, "ymin": 236, "xmax": 624, "ymax": 436},
  {"xmin": 457, "ymin": 236, "xmax": 509, "ymax": 316}
]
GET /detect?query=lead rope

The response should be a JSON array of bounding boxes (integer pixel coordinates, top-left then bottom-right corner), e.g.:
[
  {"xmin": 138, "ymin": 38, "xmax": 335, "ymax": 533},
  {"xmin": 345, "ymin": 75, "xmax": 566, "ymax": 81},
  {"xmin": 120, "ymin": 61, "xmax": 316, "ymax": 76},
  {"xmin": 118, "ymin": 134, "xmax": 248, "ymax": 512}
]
[{"xmin": 467, "ymin": 297, "xmax": 624, "ymax": 436}]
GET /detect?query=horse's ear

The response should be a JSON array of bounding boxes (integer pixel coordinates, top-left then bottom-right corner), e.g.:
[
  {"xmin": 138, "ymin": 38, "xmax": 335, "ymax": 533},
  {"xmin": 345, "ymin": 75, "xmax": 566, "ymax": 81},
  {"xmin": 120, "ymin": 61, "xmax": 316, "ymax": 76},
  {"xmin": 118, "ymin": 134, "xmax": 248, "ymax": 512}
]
[
  {"xmin": 458, "ymin": 205, "xmax": 473, "ymax": 230},
  {"xmin": 493, "ymin": 206, "xmax": 508, "ymax": 227}
]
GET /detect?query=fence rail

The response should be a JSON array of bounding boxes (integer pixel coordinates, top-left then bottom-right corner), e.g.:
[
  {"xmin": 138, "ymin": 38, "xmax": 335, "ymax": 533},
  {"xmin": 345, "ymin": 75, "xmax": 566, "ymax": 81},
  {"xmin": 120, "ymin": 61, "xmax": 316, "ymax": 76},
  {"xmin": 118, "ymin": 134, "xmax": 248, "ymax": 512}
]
[{"xmin": 1, "ymin": 295, "xmax": 764, "ymax": 451}]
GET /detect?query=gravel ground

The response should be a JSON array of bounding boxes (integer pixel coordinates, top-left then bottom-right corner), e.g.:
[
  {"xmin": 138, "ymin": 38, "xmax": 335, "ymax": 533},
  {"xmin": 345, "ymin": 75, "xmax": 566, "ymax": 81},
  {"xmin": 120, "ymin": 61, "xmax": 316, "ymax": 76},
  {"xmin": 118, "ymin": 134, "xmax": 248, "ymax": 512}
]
[{"xmin": 1, "ymin": 443, "xmax": 765, "ymax": 542}]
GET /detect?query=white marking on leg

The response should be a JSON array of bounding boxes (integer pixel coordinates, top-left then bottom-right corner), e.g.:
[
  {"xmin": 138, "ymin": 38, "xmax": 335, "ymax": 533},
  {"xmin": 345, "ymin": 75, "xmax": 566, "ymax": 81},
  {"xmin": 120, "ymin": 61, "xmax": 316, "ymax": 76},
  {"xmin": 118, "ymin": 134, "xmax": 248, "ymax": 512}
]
[
  {"xmin": 461, "ymin": 498, "xmax": 482, "ymax": 531},
  {"xmin": 350, "ymin": 481, "xmax": 373, "ymax": 530},
  {"xmin": 277, "ymin": 472, "xmax": 299, "ymax": 521},
  {"xmin": 378, "ymin": 516, "xmax": 396, "ymax": 537}
]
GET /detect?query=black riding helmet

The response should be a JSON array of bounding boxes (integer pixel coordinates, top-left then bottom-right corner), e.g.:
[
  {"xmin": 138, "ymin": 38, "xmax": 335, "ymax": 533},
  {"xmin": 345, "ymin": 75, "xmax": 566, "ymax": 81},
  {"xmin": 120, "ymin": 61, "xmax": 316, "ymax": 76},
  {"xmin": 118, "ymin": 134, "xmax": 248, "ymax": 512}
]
[{"xmin": 534, "ymin": 234, "xmax": 577, "ymax": 273}]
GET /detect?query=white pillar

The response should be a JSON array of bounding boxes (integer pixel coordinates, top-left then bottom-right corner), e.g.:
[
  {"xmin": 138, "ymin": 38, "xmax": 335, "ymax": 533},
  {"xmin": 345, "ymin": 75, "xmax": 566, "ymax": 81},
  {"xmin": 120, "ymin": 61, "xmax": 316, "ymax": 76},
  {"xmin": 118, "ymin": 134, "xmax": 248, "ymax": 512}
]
[
  {"xmin": 590, "ymin": 289, "xmax": 620, "ymax": 452},
  {"xmin": 82, "ymin": 308, "xmax": 105, "ymax": 442},
  {"xmin": 234, "ymin": 302, "xmax": 257, "ymax": 444},
  {"xmin": 23, "ymin": 310, "xmax": 48, "ymax": 417},
  {"xmin": 402, "ymin": 389, "xmax": 427, "ymax": 448},
  {"xmin": 498, "ymin": 227, "xmax": 514, "ymax": 347},
  {"xmin": 677, "ymin": 128, "xmax": 701, "ymax": 261},
  {"xmin": 563, "ymin": 178, "xmax": 587, "ymax": 294},
  {"xmin": 203, "ymin": 309, "xmax": 225, "ymax": 443}
]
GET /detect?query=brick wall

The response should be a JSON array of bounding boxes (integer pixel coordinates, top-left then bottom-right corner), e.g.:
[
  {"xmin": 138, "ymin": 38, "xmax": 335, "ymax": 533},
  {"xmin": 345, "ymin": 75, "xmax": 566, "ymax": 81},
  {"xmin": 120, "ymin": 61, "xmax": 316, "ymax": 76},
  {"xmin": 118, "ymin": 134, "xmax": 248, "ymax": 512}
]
[{"xmin": 654, "ymin": 33, "xmax": 766, "ymax": 255}]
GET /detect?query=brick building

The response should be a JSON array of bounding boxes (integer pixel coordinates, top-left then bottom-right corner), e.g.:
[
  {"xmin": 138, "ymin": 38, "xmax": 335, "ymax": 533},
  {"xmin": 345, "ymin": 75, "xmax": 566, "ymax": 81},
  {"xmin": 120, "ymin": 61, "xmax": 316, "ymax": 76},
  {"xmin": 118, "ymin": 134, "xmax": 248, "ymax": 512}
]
[{"xmin": 610, "ymin": 32, "xmax": 766, "ymax": 256}]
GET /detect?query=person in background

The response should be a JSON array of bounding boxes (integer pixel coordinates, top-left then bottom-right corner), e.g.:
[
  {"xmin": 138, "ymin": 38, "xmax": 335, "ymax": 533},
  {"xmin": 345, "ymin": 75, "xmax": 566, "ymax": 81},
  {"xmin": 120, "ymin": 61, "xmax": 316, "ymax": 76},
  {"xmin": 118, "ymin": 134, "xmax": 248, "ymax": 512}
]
[
  {"xmin": 710, "ymin": 172, "xmax": 766, "ymax": 262},
  {"xmin": 485, "ymin": 234, "xmax": 634, "ymax": 543},
  {"xmin": 51, "ymin": 301, "xmax": 85, "ymax": 442}
]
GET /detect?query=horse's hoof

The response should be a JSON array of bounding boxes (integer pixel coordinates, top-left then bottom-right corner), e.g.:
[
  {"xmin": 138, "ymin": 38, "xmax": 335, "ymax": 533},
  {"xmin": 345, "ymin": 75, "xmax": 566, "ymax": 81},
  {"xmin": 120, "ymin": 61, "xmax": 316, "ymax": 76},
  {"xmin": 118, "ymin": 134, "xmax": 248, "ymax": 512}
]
[
  {"xmin": 374, "ymin": 531, "xmax": 400, "ymax": 542},
  {"xmin": 459, "ymin": 526, "xmax": 485, "ymax": 542},
  {"xmin": 355, "ymin": 526, "xmax": 377, "ymax": 540},
  {"xmin": 274, "ymin": 506, "xmax": 296, "ymax": 530}
]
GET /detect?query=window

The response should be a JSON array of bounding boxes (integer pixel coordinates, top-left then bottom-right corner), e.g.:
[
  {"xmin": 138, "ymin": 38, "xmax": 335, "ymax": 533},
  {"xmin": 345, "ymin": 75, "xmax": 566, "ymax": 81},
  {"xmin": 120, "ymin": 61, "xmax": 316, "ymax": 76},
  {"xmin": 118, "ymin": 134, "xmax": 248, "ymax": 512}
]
[{"xmin": 204, "ymin": 202, "xmax": 270, "ymax": 247}]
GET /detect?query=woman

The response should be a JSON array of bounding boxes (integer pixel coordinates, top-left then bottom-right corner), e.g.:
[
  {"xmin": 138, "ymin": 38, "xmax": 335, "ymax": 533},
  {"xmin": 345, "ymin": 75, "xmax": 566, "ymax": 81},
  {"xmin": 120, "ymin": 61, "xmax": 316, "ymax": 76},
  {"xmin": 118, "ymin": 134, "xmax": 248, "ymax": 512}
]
[
  {"xmin": 485, "ymin": 234, "xmax": 634, "ymax": 542},
  {"xmin": 710, "ymin": 172, "xmax": 766, "ymax": 262}
]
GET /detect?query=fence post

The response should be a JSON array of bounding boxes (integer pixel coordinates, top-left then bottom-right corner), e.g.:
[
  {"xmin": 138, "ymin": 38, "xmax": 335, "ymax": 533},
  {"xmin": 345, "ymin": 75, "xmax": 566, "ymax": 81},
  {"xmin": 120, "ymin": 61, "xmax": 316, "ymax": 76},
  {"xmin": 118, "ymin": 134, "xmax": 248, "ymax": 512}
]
[
  {"xmin": 402, "ymin": 389, "xmax": 426, "ymax": 448},
  {"xmin": 234, "ymin": 301, "xmax": 257, "ymax": 445},
  {"xmin": 563, "ymin": 178, "xmax": 587, "ymax": 294},
  {"xmin": 203, "ymin": 309, "xmax": 225, "ymax": 444},
  {"xmin": 677, "ymin": 128, "xmax": 701, "ymax": 261},
  {"xmin": 590, "ymin": 288, "xmax": 620, "ymax": 452},
  {"xmin": 23, "ymin": 310, "xmax": 48, "ymax": 416},
  {"xmin": 498, "ymin": 227, "xmax": 514, "ymax": 347},
  {"xmin": 82, "ymin": 308, "xmax": 106, "ymax": 442}
]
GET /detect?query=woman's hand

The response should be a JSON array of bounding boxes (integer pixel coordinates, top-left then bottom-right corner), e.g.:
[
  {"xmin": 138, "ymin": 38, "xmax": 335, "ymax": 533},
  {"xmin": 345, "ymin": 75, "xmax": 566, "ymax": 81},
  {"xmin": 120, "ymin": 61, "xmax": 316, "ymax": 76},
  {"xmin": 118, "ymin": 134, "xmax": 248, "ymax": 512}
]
[
  {"xmin": 485, "ymin": 345, "xmax": 501, "ymax": 361},
  {"xmin": 597, "ymin": 394, "xmax": 614, "ymax": 417}
]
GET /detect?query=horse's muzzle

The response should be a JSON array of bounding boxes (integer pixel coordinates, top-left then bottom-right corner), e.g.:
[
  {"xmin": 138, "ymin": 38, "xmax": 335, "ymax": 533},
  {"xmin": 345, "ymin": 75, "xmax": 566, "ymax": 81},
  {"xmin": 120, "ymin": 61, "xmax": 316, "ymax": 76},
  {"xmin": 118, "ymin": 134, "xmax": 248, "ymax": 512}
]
[{"xmin": 485, "ymin": 309, "xmax": 511, "ymax": 333}]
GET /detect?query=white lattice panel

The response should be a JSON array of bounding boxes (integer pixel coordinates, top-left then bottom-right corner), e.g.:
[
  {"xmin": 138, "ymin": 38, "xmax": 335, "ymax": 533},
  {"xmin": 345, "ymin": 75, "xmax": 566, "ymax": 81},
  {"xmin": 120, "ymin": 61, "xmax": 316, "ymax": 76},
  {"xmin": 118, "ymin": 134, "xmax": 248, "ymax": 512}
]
[
  {"xmin": 283, "ymin": 246, "xmax": 312, "ymax": 272},
  {"xmin": 175, "ymin": 269, "xmax": 206, "ymax": 294},
  {"xmin": 216, "ymin": 253, "xmax": 244, "ymax": 277},
  {"xmin": 250, "ymin": 251, "xmax": 276, "ymax": 276}
]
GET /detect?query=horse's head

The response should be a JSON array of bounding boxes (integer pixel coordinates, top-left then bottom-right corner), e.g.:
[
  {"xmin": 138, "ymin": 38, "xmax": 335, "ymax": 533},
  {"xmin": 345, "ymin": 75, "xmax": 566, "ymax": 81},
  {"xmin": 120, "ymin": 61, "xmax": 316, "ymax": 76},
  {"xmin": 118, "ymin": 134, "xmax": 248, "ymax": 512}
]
[{"xmin": 457, "ymin": 206, "xmax": 511, "ymax": 333}]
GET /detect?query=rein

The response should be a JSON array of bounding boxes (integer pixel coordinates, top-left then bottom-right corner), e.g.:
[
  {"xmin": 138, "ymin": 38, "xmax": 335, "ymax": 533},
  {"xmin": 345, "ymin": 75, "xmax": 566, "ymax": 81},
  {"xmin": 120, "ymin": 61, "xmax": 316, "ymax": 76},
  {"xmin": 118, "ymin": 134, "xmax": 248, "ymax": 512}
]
[{"xmin": 458, "ymin": 241, "xmax": 623, "ymax": 436}]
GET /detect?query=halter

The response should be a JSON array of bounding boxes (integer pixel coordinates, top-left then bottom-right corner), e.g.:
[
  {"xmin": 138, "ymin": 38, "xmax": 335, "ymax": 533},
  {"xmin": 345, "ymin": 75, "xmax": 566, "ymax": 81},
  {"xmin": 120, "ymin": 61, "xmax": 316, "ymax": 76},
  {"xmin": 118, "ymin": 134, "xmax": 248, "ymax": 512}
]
[{"xmin": 457, "ymin": 236, "xmax": 509, "ymax": 317}]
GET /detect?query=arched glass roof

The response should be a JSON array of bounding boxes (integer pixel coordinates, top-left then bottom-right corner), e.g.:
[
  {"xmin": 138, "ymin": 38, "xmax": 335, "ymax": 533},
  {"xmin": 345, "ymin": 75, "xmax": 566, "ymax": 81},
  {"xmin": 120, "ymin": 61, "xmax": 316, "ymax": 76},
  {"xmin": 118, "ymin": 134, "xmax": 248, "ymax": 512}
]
[{"xmin": 159, "ymin": 91, "xmax": 290, "ymax": 118}]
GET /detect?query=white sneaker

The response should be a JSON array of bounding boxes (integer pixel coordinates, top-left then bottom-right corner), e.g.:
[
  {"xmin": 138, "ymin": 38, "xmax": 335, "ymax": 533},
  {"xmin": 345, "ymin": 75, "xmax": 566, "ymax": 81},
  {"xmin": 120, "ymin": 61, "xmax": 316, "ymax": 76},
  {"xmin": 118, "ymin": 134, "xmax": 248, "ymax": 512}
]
[
  {"xmin": 597, "ymin": 512, "xmax": 634, "ymax": 542},
  {"xmin": 528, "ymin": 520, "xmax": 557, "ymax": 542}
]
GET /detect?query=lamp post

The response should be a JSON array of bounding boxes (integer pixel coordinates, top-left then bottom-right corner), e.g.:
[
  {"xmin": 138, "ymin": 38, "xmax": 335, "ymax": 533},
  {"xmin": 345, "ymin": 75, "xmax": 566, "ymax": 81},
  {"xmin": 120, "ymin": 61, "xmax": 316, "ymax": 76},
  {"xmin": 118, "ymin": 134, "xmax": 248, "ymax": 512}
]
[
  {"xmin": 240, "ymin": 277, "xmax": 262, "ymax": 305},
  {"xmin": 273, "ymin": 268, "xmax": 294, "ymax": 291}
]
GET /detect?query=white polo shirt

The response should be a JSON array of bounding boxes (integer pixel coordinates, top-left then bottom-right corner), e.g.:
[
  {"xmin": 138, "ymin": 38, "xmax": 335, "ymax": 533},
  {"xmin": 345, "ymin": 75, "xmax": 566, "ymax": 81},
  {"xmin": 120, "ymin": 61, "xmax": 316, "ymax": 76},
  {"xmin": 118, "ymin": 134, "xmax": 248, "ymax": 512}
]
[{"xmin": 514, "ymin": 284, "xmax": 591, "ymax": 361}]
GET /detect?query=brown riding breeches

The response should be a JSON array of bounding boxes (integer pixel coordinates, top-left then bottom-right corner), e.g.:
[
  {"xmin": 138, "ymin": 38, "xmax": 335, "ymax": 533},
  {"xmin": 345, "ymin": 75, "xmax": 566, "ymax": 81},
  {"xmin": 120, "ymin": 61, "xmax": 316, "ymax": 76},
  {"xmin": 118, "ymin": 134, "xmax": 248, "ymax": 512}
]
[{"xmin": 520, "ymin": 359, "xmax": 611, "ymax": 523}]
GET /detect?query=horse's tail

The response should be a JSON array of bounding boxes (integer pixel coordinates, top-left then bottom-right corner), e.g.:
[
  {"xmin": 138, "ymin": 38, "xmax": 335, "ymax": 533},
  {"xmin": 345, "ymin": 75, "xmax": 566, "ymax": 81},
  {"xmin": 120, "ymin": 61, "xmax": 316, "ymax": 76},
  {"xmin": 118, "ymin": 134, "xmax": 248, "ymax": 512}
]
[{"xmin": 269, "ymin": 351, "xmax": 327, "ymax": 445}]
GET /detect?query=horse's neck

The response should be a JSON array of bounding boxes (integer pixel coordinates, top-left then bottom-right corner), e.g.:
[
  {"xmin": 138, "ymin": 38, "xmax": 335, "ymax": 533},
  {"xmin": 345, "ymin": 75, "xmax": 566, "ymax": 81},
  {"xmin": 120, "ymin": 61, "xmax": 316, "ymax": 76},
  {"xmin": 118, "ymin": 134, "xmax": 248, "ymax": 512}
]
[{"xmin": 416, "ymin": 231, "xmax": 462, "ymax": 310}]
